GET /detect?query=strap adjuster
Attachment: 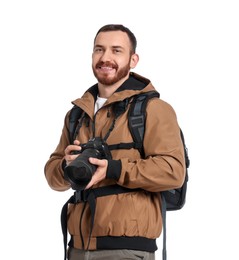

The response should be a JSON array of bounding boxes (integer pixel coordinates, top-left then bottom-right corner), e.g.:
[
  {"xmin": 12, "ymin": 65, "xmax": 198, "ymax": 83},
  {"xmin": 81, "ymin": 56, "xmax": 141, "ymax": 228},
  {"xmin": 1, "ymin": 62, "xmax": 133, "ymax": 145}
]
[{"xmin": 74, "ymin": 190, "xmax": 89, "ymax": 203}]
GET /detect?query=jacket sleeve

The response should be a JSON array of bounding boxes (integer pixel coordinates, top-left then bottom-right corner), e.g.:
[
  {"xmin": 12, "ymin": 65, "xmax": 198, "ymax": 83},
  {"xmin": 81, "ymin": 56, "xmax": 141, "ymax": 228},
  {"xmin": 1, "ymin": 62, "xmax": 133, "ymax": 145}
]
[
  {"xmin": 116, "ymin": 98, "xmax": 186, "ymax": 192},
  {"xmin": 44, "ymin": 111, "xmax": 72, "ymax": 191}
]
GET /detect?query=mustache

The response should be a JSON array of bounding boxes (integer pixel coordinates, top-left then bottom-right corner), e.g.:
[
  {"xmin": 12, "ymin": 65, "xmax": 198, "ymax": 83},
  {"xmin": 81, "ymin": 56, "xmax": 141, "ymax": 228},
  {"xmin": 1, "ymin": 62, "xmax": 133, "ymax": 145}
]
[{"xmin": 96, "ymin": 61, "xmax": 118, "ymax": 69}]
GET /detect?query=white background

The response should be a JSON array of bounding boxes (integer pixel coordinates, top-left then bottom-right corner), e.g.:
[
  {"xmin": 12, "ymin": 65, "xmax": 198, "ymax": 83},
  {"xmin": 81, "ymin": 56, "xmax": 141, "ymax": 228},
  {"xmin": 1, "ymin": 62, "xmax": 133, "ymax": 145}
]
[{"xmin": 0, "ymin": 0, "xmax": 239, "ymax": 259}]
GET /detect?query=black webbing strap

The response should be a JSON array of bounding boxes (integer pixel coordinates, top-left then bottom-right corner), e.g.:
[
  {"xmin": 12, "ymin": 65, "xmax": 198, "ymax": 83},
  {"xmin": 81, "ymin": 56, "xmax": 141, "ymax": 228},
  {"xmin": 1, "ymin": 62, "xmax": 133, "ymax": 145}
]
[
  {"xmin": 128, "ymin": 91, "xmax": 160, "ymax": 157},
  {"xmin": 161, "ymin": 194, "xmax": 167, "ymax": 260},
  {"xmin": 108, "ymin": 142, "xmax": 142, "ymax": 151},
  {"xmin": 68, "ymin": 105, "xmax": 84, "ymax": 144},
  {"xmin": 61, "ymin": 195, "xmax": 75, "ymax": 260},
  {"xmin": 60, "ymin": 185, "xmax": 141, "ymax": 260}
]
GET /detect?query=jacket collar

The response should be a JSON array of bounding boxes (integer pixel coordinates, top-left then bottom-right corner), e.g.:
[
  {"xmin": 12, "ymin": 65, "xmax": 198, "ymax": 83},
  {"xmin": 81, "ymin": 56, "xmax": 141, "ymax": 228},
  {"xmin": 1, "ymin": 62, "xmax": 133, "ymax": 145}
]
[{"xmin": 72, "ymin": 72, "xmax": 157, "ymax": 118}]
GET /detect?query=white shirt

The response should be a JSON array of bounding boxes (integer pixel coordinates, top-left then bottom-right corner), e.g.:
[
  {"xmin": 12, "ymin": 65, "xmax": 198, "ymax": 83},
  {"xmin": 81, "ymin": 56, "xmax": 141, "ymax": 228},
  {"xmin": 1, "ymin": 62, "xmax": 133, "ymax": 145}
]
[{"xmin": 94, "ymin": 96, "xmax": 107, "ymax": 114}]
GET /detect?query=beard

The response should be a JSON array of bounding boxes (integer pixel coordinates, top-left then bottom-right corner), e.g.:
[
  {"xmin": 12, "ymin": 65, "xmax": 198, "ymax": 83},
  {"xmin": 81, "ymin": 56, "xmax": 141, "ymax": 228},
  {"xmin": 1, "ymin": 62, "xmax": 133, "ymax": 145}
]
[{"xmin": 92, "ymin": 61, "xmax": 131, "ymax": 86}]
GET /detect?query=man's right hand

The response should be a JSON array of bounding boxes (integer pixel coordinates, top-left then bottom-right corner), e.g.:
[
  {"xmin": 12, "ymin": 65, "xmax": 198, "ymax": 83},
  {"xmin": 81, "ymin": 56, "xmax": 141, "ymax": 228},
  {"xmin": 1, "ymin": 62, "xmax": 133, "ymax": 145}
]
[{"xmin": 64, "ymin": 140, "xmax": 81, "ymax": 165}]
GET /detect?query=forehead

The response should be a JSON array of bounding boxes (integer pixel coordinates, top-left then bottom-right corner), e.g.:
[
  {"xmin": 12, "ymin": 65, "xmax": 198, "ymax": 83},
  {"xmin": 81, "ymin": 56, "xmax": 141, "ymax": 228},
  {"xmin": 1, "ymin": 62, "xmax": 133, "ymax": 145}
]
[{"xmin": 94, "ymin": 31, "xmax": 131, "ymax": 49}]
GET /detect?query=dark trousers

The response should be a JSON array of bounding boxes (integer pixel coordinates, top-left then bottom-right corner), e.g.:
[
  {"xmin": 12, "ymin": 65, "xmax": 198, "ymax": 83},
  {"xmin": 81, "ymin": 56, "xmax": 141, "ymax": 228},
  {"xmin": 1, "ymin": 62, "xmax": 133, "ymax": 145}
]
[{"xmin": 68, "ymin": 248, "xmax": 155, "ymax": 260}]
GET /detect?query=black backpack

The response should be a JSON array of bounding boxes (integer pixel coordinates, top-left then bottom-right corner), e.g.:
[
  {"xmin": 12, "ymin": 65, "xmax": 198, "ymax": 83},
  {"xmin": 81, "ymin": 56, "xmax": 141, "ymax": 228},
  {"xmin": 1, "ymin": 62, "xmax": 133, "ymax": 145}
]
[{"xmin": 65, "ymin": 91, "xmax": 190, "ymax": 260}]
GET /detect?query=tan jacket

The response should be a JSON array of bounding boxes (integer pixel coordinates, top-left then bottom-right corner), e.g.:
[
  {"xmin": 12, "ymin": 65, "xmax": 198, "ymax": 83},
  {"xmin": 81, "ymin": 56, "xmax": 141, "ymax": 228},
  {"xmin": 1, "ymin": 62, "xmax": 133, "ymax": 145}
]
[{"xmin": 44, "ymin": 72, "xmax": 185, "ymax": 252}]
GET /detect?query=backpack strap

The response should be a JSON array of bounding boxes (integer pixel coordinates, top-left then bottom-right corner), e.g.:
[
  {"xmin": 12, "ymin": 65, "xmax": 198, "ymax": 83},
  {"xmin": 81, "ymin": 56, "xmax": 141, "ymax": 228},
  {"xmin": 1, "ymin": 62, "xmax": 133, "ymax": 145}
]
[
  {"xmin": 161, "ymin": 195, "xmax": 167, "ymax": 260},
  {"xmin": 68, "ymin": 105, "xmax": 84, "ymax": 144},
  {"xmin": 128, "ymin": 91, "xmax": 160, "ymax": 156}
]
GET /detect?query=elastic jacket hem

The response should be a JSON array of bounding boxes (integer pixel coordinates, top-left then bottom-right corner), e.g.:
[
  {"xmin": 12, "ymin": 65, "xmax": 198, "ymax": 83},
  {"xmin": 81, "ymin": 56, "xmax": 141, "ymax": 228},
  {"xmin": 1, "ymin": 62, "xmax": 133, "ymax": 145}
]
[{"xmin": 69, "ymin": 235, "xmax": 157, "ymax": 252}]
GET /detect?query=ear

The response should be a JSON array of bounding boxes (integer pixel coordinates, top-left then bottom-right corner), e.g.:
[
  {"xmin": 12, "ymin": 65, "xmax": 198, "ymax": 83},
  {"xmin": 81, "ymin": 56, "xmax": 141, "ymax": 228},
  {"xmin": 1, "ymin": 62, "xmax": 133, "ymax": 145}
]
[{"xmin": 130, "ymin": 53, "xmax": 139, "ymax": 69}]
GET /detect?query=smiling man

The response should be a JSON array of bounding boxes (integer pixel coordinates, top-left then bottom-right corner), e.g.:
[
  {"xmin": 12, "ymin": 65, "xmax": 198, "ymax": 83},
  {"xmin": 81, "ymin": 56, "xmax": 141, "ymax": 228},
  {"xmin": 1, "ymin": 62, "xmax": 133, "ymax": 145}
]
[{"xmin": 44, "ymin": 24, "xmax": 185, "ymax": 260}]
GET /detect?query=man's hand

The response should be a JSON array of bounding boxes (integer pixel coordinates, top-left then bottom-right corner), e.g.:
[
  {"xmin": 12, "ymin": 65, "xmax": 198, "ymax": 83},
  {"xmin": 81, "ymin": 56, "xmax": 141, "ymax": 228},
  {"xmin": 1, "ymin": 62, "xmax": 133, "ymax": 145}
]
[
  {"xmin": 64, "ymin": 140, "xmax": 81, "ymax": 166},
  {"xmin": 85, "ymin": 158, "xmax": 108, "ymax": 189}
]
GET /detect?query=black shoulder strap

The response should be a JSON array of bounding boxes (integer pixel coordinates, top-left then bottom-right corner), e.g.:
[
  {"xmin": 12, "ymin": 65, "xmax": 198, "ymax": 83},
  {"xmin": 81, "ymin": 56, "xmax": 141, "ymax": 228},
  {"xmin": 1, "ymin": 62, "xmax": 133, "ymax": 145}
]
[
  {"xmin": 68, "ymin": 105, "xmax": 83, "ymax": 144},
  {"xmin": 180, "ymin": 129, "xmax": 190, "ymax": 168},
  {"xmin": 128, "ymin": 91, "xmax": 160, "ymax": 156}
]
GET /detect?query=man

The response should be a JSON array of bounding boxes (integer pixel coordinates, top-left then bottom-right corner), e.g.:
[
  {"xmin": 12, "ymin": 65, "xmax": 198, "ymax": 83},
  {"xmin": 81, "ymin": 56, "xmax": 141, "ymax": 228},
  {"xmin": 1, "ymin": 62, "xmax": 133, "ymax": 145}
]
[{"xmin": 44, "ymin": 24, "xmax": 185, "ymax": 260}]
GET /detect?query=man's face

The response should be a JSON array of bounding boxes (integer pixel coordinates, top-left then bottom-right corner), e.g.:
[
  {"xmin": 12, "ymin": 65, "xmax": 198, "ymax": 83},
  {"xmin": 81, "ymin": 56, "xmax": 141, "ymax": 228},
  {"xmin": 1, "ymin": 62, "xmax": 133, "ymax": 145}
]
[{"xmin": 92, "ymin": 31, "xmax": 137, "ymax": 86}]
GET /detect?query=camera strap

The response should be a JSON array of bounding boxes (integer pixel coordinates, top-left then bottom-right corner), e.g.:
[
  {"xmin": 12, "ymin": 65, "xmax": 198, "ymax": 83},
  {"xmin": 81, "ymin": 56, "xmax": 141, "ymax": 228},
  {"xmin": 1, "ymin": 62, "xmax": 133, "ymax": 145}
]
[{"xmin": 61, "ymin": 185, "xmax": 142, "ymax": 260}]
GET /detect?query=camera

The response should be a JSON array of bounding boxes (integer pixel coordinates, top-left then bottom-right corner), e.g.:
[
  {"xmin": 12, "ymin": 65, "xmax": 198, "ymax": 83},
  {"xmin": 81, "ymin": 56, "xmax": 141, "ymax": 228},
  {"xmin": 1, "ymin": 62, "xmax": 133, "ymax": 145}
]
[{"xmin": 64, "ymin": 137, "xmax": 112, "ymax": 190}]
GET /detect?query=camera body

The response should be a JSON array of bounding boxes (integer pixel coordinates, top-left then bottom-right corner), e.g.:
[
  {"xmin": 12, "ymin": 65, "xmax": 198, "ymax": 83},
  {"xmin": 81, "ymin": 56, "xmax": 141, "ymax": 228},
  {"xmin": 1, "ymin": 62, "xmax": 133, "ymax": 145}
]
[{"xmin": 64, "ymin": 137, "xmax": 112, "ymax": 190}]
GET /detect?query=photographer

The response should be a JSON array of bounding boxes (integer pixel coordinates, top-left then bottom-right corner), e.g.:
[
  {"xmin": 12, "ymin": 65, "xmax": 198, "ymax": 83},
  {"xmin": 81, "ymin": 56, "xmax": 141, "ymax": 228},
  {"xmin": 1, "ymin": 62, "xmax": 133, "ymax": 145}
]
[{"xmin": 44, "ymin": 24, "xmax": 185, "ymax": 260}]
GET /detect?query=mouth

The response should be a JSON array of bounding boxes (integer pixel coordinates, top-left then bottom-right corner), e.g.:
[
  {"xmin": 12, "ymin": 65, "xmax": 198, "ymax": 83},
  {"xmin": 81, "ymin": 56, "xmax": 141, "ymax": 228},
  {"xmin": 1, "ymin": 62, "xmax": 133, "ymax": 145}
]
[
  {"xmin": 96, "ymin": 62, "xmax": 117, "ymax": 73},
  {"xmin": 98, "ymin": 65, "xmax": 115, "ymax": 71},
  {"xmin": 96, "ymin": 66, "xmax": 116, "ymax": 76}
]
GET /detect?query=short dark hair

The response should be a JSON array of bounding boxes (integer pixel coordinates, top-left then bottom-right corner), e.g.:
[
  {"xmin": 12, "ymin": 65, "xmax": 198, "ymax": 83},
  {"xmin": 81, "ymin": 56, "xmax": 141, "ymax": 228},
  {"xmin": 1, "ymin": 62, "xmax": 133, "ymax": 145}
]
[{"xmin": 94, "ymin": 24, "xmax": 137, "ymax": 54}]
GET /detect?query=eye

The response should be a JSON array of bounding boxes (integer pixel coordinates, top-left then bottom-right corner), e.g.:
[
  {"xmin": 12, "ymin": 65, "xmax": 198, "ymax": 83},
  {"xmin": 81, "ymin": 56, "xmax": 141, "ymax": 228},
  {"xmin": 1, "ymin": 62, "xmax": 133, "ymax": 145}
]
[
  {"xmin": 94, "ymin": 47, "xmax": 103, "ymax": 53},
  {"xmin": 113, "ymin": 48, "xmax": 121, "ymax": 53}
]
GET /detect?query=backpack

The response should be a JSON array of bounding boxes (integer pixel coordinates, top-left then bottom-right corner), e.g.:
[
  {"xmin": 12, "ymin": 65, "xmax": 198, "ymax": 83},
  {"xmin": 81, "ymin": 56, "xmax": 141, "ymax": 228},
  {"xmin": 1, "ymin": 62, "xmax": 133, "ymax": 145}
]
[
  {"xmin": 128, "ymin": 91, "xmax": 190, "ymax": 211},
  {"xmin": 64, "ymin": 90, "xmax": 190, "ymax": 260}
]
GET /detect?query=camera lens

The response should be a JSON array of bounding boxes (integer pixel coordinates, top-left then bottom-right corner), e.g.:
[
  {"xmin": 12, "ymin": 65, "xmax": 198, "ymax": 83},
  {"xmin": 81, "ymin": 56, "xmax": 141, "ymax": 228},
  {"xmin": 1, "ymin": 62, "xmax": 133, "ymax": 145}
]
[{"xmin": 64, "ymin": 148, "xmax": 100, "ymax": 190}]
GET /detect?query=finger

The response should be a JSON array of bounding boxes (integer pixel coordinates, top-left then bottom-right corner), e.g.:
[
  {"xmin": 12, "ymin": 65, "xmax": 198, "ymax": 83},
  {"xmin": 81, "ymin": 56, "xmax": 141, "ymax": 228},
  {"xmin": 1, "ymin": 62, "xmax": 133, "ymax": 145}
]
[
  {"xmin": 85, "ymin": 178, "xmax": 94, "ymax": 190},
  {"xmin": 89, "ymin": 157, "xmax": 107, "ymax": 167},
  {"xmin": 73, "ymin": 139, "xmax": 80, "ymax": 145},
  {"xmin": 64, "ymin": 146, "xmax": 71, "ymax": 155},
  {"xmin": 65, "ymin": 144, "xmax": 81, "ymax": 155},
  {"xmin": 65, "ymin": 154, "xmax": 78, "ymax": 161}
]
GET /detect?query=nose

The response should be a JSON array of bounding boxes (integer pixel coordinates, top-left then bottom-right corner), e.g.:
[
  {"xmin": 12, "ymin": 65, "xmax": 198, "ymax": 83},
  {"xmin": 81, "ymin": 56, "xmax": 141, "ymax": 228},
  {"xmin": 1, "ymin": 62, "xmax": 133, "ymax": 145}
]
[{"xmin": 100, "ymin": 49, "xmax": 112, "ymax": 62}]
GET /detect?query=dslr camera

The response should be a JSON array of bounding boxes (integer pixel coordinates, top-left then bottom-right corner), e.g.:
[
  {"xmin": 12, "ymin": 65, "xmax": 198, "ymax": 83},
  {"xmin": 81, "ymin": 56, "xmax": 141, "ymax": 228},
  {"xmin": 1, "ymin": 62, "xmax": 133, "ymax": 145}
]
[{"xmin": 64, "ymin": 137, "xmax": 112, "ymax": 190}]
